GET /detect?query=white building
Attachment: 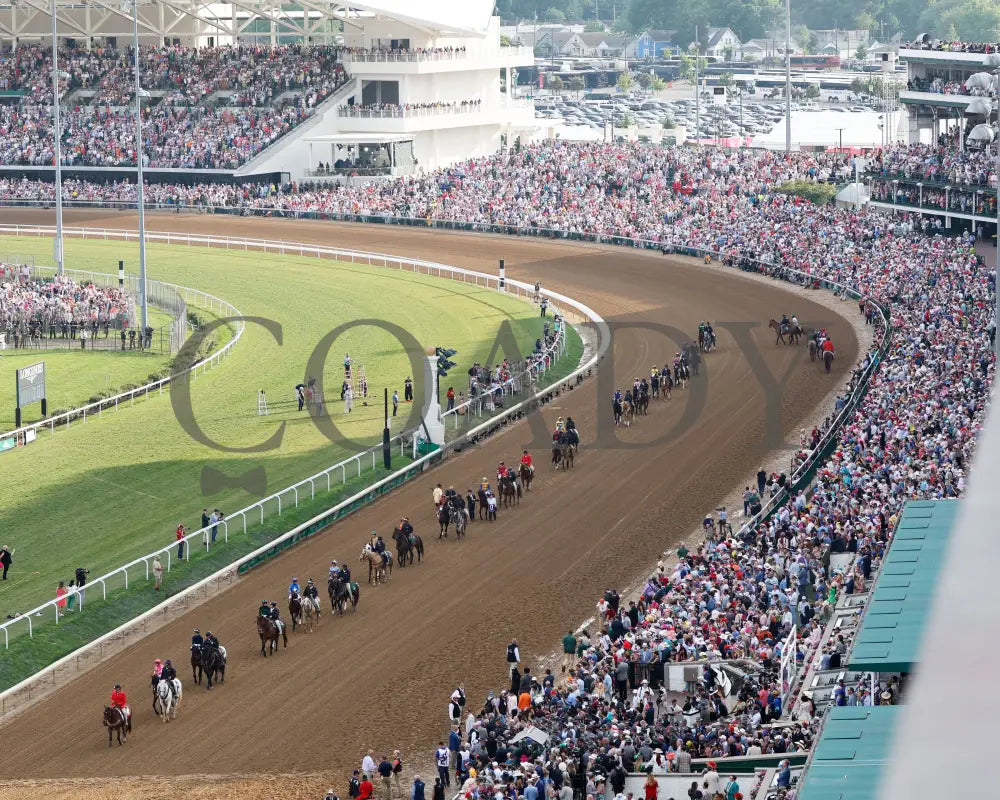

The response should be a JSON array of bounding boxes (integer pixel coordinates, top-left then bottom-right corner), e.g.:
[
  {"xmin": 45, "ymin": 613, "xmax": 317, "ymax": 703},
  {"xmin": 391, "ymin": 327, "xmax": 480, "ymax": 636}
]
[{"xmin": 0, "ymin": 0, "xmax": 538, "ymax": 180}]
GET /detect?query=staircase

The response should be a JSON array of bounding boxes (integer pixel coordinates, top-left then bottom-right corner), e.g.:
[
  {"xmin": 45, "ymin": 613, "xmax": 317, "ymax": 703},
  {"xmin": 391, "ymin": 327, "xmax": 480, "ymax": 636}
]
[{"xmin": 234, "ymin": 76, "xmax": 359, "ymax": 178}]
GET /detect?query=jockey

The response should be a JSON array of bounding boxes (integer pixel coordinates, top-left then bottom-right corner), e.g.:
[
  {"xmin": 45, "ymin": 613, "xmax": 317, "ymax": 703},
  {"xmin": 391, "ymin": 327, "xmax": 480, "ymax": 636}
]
[
  {"xmin": 259, "ymin": 599, "xmax": 271, "ymax": 618},
  {"xmin": 673, "ymin": 352, "xmax": 681, "ymax": 368},
  {"xmin": 288, "ymin": 577, "xmax": 301, "ymax": 600},
  {"xmin": 205, "ymin": 631, "xmax": 221, "ymax": 650},
  {"xmin": 790, "ymin": 315, "xmax": 799, "ymax": 330},
  {"xmin": 521, "ymin": 450, "xmax": 534, "ymax": 474},
  {"xmin": 819, "ymin": 327, "xmax": 828, "ymax": 340},
  {"xmin": 328, "ymin": 560, "xmax": 340, "ymax": 580},
  {"xmin": 191, "ymin": 628, "xmax": 204, "ymax": 652},
  {"xmin": 624, "ymin": 389, "xmax": 633, "ymax": 405},
  {"xmin": 399, "ymin": 517, "xmax": 414, "ymax": 538},
  {"xmin": 555, "ymin": 416, "xmax": 565, "ymax": 431},
  {"xmin": 111, "ymin": 684, "xmax": 131, "ymax": 730},
  {"xmin": 613, "ymin": 388, "xmax": 622, "ymax": 404},
  {"xmin": 152, "ymin": 658, "xmax": 163, "ymax": 682},
  {"xmin": 160, "ymin": 659, "xmax": 178, "ymax": 703},
  {"xmin": 565, "ymin": 416, "xmax": 577, "ymax": 432},
  {"xmin": 304, "ymin": 579, "xmax": 319, "ymax": 601},
  {"xmin": 822, "ymin": 338, "xmax": 835, "ymax": 354},
  {"xmin": 497, "ymin": 462, "xmax": 509, "ymax": 482},
  {"xmin": 651, "ymin": 365, "xmax": 658, "ymax": 379},
  {"xmin": 781, "ymin": 313, "xmax": 789, "ymax": 328}
]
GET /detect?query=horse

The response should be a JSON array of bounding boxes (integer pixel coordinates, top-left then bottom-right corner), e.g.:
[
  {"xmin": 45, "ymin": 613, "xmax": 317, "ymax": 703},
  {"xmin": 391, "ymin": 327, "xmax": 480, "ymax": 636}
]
[
  {"xmin": 769, "ymin": 318, "xmax": 790, "ymax": 345},
  {"xmin": 635, "ymin": 391, "xmax": 649, "ymax": 416},
  {"xmin": 612, "ymin": 399, "xmax": 623, "ymax": 426},
  {"xmin": 519, "ymin": 462, "xmax": 533, "ymax": 492},
  {"xmin": 200, "ymin": 643, "xmax": 226, "ymax": 689},
  {"xmin": 437, "ymin": 503, "xmax": 451, "ymax": 538},
  {"xmin": 301, "ymin": 595, "xmax": 320, "ymax": 632},
  {"xmin": 621, "ymin": 399, "xmax": 634, "ymax": 427},
  {"xmin": 328, "ymin": 576, "xmax": 360, "ymax": 615},
  {"xmin": 155, "ymin": 678, "xmax": 182, "ymax": 722},
  {"xmin": 191, "ymin": 644, "xmax": 204, "ymax": 685},
  {"xmin": 257, "ymin": 614, "xmax": 287, "ymax": 656},
  {"xmin": 452, "ymin": 506, "xmax": 468, "ymax": 539},
  {"xmin": 103, "ymin": 706, "xmax": 128, "ymax": 746},
  {"xmin": 289, "ymin": 595, "xmax": 303, "ymax": 632},
  {"xmin": 823, "ymin": 348, "xmax": 835, "ymax": 374},
  {"xmin": 686, "ymin": 346, "xmax": 702, "ymax": 377},
  {"xmin": 393, "ymin": 527, "xmax": 424, "ymax": 566},
  {"xmin": 808, "ymin": 338, "xmax": 818, "ymax": 362},
  {"xmin": 560, "ymin": 442, "xmax": 575, "ymax": 469},
  {"xmin": 360, "ymin": 548, "xmax": 392, "ymax": 585},
  {"xmin": 499, "ymin": 474, "xmax": 520, "ymax": 507}
]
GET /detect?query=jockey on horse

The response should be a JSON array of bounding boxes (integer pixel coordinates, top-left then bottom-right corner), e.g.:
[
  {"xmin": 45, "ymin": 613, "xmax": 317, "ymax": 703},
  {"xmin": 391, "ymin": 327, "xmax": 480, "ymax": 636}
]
[
  {"xmin": 153, "ymin": 658, "xmax": 178, "ymax": 705},
  {"xmin": 496, "ymin": 462, "xmax": 510, "ymax": 486},
  {"xmin": 288, "ymin": 577, "xmax": 301, "ymax": 601},
  {"xmin": 111, "ymin": 683, "xmax": 132, "ymax": 732},
  {"xmin": 520, "ymin": 449, "xmax": 534, "ymax": 476}
]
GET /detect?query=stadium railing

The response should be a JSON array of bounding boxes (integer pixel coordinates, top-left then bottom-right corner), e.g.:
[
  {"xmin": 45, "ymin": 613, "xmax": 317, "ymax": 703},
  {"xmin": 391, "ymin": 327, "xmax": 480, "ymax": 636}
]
[
  {"xmin": 0, "ymin": 260, "xmax": 245, "ymax": 444},
  {"xmin": 0, "ymin": 228, "xmax": 603, "ymax": 653}
]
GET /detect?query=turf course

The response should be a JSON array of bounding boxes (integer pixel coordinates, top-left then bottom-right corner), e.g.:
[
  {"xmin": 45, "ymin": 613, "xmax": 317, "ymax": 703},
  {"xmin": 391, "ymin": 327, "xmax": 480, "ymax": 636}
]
[
  {"xmin": 0, "ymin": 235, "xmax": 562, "ymax": 622},
  {"xmin": 0, "ymin": 347, "xmax": 173, "ymax": 428}
]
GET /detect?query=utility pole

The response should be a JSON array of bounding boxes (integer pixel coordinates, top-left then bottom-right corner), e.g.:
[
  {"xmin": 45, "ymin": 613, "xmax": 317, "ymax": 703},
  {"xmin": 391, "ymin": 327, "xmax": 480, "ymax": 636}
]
[
  {"xmin": 132, "ymin": 0, "xmax": 148, "ymax": 330},
  {"xmin": 694, "ymin": 26, "xmax": 700, "ymax": 145},
  {"xmin": 785, "ymin": 0, "xmax": 792, "ymax": 152},
  {"xmin": 51, "ymin": 0, "xmax": 64, "ymax": 274},
  {"xmin": 835, "ymin": 126, "xmax": 846, "ymax": 152}
]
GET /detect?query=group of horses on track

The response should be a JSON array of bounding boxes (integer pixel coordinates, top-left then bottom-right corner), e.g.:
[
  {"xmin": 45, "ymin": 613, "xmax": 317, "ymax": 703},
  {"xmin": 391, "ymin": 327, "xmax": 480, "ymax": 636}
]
[{"xmin": 768, "ymin": 318, "xmax": 836, "ymax": 372}]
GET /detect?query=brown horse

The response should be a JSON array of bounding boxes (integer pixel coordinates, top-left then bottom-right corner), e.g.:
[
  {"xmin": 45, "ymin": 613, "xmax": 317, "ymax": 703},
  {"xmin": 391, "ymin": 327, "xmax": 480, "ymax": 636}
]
[
  {"xmin": 392, "ymin": 526, "xmax": 424, "ymax": 566},
  {"xmin": 103, "ymin": 706, "xmax": 128, "ymax": 747},
  {"xmin": 808, "ymin": 338, "xmax": 818, "ymax": 362},
  {"xmin": 519, "ymin": 462, "xmax": 533, "ymax": 492},
  {"xmin": 257, "ymin": 615, "xmax": 287, "ymax": 656},
  {"xmin": 823, "ymin": 347, "xmax": 835, "ymax": 374},
  {"xmin": 289, "ymin": 595, "xmax": 303, "ymax": 632},
  {"xmin": 560, "ymin": 442, "xmax": 575, "ymax": 469},
  {"xmin": 621, "ymin": 399, "xmax": 634, "ymax": 427},
  {"xmin": 499, "ymin": 474, "xmax": 520, "ymax": 507}
]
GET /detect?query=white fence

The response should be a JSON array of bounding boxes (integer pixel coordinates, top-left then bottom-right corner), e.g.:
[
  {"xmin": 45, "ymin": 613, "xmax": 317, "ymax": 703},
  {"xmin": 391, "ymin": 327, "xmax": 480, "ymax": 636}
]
[
  {"xmin": 0, "ymin": 227, "xmax": 605, "ymax": 651},
  {"xmin": 0, "ymin": 251, "xmax": 607, "ymax": 712},
  {"xmin": 0, "ymin": 253, "xmax": 246, "ymax": 444}
]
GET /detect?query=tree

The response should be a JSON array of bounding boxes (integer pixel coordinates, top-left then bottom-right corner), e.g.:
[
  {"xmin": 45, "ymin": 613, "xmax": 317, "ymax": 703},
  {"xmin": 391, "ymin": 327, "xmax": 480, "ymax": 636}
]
[
  {"xmin": 944, "ymin": 22, "xmax": 960, "ymax": 41},
  {"xmin": 501, "ymin": 34, "xmax": 513, "ymax": 47},
  {"xmin": 584, "ymin": 20, "xmax": 606, "ymax": 32},
  {"xmin": 855, "ymin": 43, "xmax": 868, "ymax": 61},
  {"xmin": 662, "ymin": 113, "xmax": 676, "ymax": 128},
  {"xmin": 617, "ymin": 71, "xmax": 635, "ymax": 93},
  {"xmin": 719, "ymin": 71, "xmax": 735, "ymax": 89},
  {"xmin": 548, "ymin": 75, "xmax": 565, "ymax": 93},
  {"xmin": 568, "ymin": 75, "xmax": 586, "ymax": 97},
  {"xmin": 723, "ymin": 45, "xmax": 734, "ymax": 62},
  {"xmin": 919, "ymin": 0, "xmax": 1000, "ymax": 42},
  {"xmin": 805, "ymin": 83, "xmax": 821, "ymax": 99},
  {"xmin": 650, "ymin": 75, "xmax": 667, "ymax": 92},
  {"xmin": 679, "ymin": 53, "xmax": 708, "ymax": 82},
  {"xmin": 637, "ymin": 71, "xmax": 653, "ymax": 89},
  {"xmin": 776, "ymin": 180, "xmax": 837, "ymax": 205},
  {"xmin": 792, "ymin": 24, "xmax": 811, "ymax": 53},
  {"xmin": 545, "ymin": 7, "xmax": 565, "ymax": 23}
]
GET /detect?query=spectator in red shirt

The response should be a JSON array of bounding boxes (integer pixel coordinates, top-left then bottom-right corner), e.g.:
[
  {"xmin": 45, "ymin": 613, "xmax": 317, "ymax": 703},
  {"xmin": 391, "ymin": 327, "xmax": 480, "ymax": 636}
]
[
  {"xmin": 358, "ymin": 774, "xmax": 374, "ymax": 800},
  {"xmin": 176, "ymin": 524, "xmax": 187, "ymax": 559}
]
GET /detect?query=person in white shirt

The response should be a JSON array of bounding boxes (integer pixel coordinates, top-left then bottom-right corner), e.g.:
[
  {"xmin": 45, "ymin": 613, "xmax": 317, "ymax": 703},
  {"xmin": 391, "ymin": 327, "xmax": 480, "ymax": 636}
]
[{"xmin": 362, "ymin": 750, "xmax": 377, "ymax": 775}]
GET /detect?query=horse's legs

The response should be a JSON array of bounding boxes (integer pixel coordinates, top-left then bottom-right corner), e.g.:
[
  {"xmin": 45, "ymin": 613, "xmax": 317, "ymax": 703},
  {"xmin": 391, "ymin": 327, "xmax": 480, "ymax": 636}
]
[{"xmin": 260, "ymin": 635, "xmax": 267, "ymax": 657}]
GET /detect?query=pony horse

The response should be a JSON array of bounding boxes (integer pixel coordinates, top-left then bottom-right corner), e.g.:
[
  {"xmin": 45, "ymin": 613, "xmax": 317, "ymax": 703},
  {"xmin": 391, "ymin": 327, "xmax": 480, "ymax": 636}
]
[
  {"xmin": 103, "ymin": 706, "xmax": 128, "ymax": 746},
  {"xmin": 155, "ymin": 678, "xmax": 182, "ymax": 722}
]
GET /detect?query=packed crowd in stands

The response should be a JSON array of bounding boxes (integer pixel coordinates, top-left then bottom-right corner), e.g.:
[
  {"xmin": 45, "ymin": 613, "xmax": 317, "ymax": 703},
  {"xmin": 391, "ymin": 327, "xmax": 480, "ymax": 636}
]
[
  {"xmin": 0, "ymin": 43, "xmax": 346, "ymax": 168},
  {"xmin": 0, "ymin": 269, "xmax": 132, "ymax": 341},
  {"xmin": 866, "ymin": 142, "xmax": 996, "ymax": 187},
  {"xmin": 905, "ymin": 76, "xmax": 993, "ymax": 96},
  {"xmin": 869, "ymin": 180, "xmax": 998, "ymax": 217},
  {"xmin": 0, "ymin": 141, "xmax": 994, "ymax": 796},
  {"xmin": 340, "ymin": 45, "xmax": 468, "ymax": 60}
]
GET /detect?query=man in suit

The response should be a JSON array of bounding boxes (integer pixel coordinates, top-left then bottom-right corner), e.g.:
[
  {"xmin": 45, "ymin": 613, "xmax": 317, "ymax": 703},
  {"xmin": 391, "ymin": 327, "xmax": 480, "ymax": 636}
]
[{"xmin": 0, "ymin": 545, "xmax": 12, "ymax": 580}]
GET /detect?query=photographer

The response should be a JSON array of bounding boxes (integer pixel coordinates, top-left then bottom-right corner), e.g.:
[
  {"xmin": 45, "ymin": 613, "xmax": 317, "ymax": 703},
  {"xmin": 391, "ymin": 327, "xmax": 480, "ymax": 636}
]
[{"xmin": 75, "ymin": 567, "xmax": 89, "ymax": 608}]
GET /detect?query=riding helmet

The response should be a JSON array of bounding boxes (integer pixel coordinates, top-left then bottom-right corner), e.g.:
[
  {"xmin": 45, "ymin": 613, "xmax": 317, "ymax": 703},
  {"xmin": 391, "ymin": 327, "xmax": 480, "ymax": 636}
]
[
  {"xmin": 114, "ymin": 683, "xmax": 121, "ymax": 689},
  {"xmin": 194, "ymin": 628, "xmax": 200, "ymax": 634}
]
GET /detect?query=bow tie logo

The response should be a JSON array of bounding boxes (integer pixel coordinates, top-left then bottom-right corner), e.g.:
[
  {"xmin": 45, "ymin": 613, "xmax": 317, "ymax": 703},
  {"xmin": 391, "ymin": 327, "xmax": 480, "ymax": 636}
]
[{"xmin": 201, "ymin": 466, "xmax": 268, "ymax": 498}]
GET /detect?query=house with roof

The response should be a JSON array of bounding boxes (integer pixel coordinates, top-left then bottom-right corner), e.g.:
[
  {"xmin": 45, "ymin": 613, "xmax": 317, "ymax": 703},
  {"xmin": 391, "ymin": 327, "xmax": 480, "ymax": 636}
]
[
  {"xmin": 578, "ymin": 31, "xmax": 627, "ymax": 57},
  {"xmin": 626, "ymin": 29, "xmax": 678, "ymax": 59},
  {"xmin": 704, "ymin": 27, "xmax": 742, "ymax": 60}
]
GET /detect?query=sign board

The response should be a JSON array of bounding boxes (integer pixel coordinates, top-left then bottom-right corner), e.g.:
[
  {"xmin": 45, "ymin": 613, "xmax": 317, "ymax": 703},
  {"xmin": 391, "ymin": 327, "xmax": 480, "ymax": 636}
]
[
  {"xmin": 0, "ymin": 436, "xmax": 15, "ymax": 453},
  {"xmin": 15, "ymin": 361, "xmax": 45, "ymax": 407}
]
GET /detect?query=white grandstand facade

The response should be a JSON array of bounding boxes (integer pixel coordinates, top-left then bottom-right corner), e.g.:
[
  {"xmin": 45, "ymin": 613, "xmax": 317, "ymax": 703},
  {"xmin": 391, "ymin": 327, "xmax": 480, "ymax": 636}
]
[{"xmin": 0, "ymin": 0, "xmax": 539, "ymax": 178}]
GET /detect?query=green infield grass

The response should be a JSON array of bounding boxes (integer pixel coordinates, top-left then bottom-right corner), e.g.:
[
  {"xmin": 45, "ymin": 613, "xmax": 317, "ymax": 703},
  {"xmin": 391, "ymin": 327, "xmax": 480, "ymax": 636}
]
[{"xmin": 0, "ymin": 234, "xmax": 573, "ymax": 630}]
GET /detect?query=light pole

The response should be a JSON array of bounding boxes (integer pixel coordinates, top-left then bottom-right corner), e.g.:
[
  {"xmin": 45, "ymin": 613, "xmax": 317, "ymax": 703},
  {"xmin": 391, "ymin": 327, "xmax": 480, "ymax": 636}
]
[
  {"xmin": 784, "ymin": 0, "xmax": 792, "ymax": 152},
  {"xmin": 50, "ymin": 0, "xmax": 64, "ymax": 274},
  {"xmin": 131, "ymin": 0, "xmax": 148, "ymax": 330},
  {"xmin": 835, "ymin": 126, "xmax": 846, "ymax": 153},
  {"xmin": 691, "ymin": 28, "xmax": 700, "ymax": 146}
]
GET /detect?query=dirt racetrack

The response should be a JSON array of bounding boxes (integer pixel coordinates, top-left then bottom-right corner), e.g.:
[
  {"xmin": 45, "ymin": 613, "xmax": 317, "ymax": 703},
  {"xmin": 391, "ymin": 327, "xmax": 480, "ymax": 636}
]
[{"xmin": 0, "ymin": 210, "xmax": 858, "ymax": 798}]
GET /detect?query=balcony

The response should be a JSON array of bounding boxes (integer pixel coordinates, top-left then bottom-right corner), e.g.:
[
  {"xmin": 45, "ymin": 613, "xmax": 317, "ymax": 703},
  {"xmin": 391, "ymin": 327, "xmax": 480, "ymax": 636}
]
[
  {"xmin": 340, "ymin": 46, "xmax": 535, "ymax": 75},
  {"xmin": 899, "ymin": 47, "xmax": 1000, "ymax": 67},
  {"xmin": 899, "ymin": 89, "xmax": 981, "ymax": 109},
  {"xmin": 335, "ymin": 99, "xmax": 534, "ymax": 132}
]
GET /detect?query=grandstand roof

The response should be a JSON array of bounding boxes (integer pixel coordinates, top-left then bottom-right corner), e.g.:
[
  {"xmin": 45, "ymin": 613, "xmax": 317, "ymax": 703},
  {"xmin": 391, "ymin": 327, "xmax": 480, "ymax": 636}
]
[
  {"xmin": 797, "ymin": 706, "xmax": 902, "ymax": 800},
  {"xmin": 847, "ymin": 499, "xmax": 960, "ymax": 673},
  {"xmin": 341, "ymin": 0, "xmax": 495, "ymax": 36}
]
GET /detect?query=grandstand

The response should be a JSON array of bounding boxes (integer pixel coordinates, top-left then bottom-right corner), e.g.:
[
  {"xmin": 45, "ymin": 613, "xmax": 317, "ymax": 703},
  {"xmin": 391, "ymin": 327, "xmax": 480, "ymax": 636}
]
[{"xmin": 0, "ymin": 0, "xmax": 538, "ymax": 179}]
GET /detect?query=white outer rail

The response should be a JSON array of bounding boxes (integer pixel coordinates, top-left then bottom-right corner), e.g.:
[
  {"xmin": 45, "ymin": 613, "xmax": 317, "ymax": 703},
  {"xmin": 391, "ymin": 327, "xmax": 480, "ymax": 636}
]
[{"xmin": 0, "ymin": 227, "xmax": 606, "ymax": 660}]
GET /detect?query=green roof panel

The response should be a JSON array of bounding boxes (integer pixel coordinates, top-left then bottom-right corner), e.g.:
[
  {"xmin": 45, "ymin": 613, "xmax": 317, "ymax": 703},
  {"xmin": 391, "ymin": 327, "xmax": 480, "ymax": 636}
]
[
  {"xmin": 847, "ymin": 500, "xmax": 960, "ymax": 672},
  {"xmin": 798, "ymin": 706, "xmax": 903, "ymax": 800}
]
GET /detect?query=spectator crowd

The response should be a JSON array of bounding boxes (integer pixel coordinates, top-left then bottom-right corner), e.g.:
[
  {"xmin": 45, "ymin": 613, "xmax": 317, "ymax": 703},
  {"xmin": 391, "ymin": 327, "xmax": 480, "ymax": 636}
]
[
  {"xmin": 867, "ymin": 142, "xmax": 996, "ymax": 187},
  {"xmin": 1, "ymin": 269, "xmax": 132, "ymax": 342},
  {"xmin": 0, "ymin": 43, "xmax": 346, "ymax": 168}
]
